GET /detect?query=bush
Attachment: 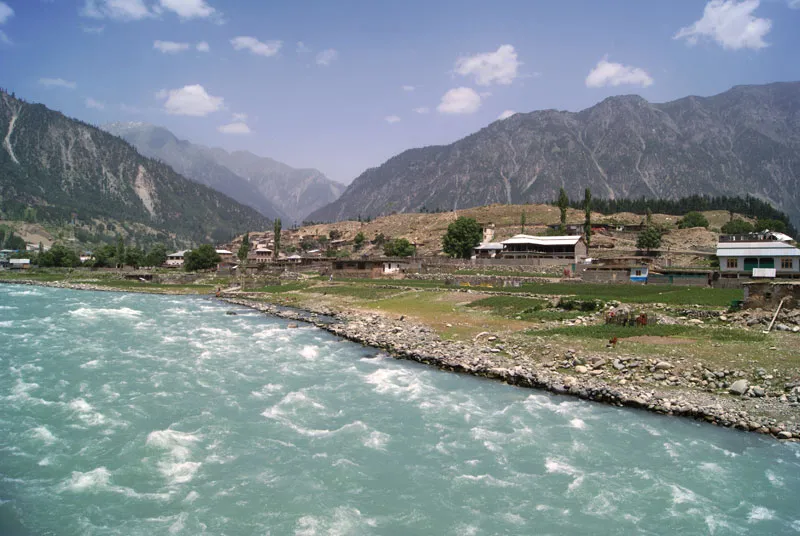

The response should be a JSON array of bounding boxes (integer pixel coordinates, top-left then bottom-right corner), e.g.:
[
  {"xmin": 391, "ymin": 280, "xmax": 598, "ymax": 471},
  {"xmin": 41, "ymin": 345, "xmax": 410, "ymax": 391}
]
[
  {"xmin": 677, "ymin": 211, "xmax": 709, "ymax": 229},
  {"xmin": 636, "ymin": 226, "xmax": 662, "ymax": 251},
  {"xmin": 383, "ymin": 238, "xmax": 416, "ymax": 257},
  {"xmin": 184, "ymin": 244, "xmax": 221, "ymax": 271},
  {"xmin": 442, "ymin": 217, "xmax": 482, "ymax": 258},
  {"xmin": 721, "ymin": 219, "xmax": 754, "ymax": 235}
]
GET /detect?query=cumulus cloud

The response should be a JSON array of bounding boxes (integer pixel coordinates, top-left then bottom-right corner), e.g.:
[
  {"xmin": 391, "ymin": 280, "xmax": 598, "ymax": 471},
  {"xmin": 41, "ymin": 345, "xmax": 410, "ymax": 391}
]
[
  {"xmin": 316, "ymin": 48, "xmax": 338, "ymax": 66},
  {"xmin": 85, "ymin": 98, "xmax": 105, "ymax": 110},
  {"xmin": 157, "ymin": 84, "xmax": 223, "ymax": 116},
  {"xmin": 154, "ymin": 40, "xmax": 189, "ymax": 53},
  {"xmin": 413, "ymin": 107, "xmax": 430, "ymax": 114},
  {"xmin": 497, "ymin": 110, "xmax": 516, "ymax": 120},
  {"xmin": 454, "ymin": 45, "xmax": 520, "ymax": 86},
  {"xmin": 437, "ymin": 87, "xmax": 482, "ymax": 114},
  {"xmin": 157, "ymin": 0, "xmax": 216, "ymax": 20},
  {"xmin": 218, "ymin": 122, "xmax": 251, "ymax": 134},
  {"xmin": 81, "ymin": 0, "xmax": 151, "ymax": 21},
  {"xmin": 231, "ymin": 36, "xmax": 282, "ymax": 57},
  {"xmin": 674, "ymin": 0, "xmax": 771, "ymax": 50},
  {"xmin": 0, "ymin": 2, "xmax": 13, "ymax": 25},
  {"xmin": 384, "ymin": 115, "xmax": 401, "ymax": 124},
  {"xmin": 402, "ymin": 85, "xmax": 415, "ymax": 92},
  {"xmin": 39, "ymin": 78, "xmax": 77, "ymax": 89},
  {"xmin": 196, "ymin": 41, "xmax": 209, "ymax": 52},
  {"xmin": 585, "ymin": 57, "xmax": 654, "ymax": 88},
  {"xmin": 0, "ymin": 30, "xmax": 10, "ymax": 45},
  {"xmin": 790, "ymin": 0, "xmax": 800, "ymax": 7}
]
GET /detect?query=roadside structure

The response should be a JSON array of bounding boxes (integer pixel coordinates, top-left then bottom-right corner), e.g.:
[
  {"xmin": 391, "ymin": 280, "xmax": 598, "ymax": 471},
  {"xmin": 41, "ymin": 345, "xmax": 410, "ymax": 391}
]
[
  {"xmin": 166, "ymin": 250, "xmax": 187, "ymax": 267},
  {"xmin": 500, "ymin": 234, "xmax": 588, "ymax": 262},
  {"xmin": 717, "ymin": 234, "xmax": 800, "ymax": 279},
  {"xmin": 9, "ymin": 258, "xmax": 31, "ymax": 270}
]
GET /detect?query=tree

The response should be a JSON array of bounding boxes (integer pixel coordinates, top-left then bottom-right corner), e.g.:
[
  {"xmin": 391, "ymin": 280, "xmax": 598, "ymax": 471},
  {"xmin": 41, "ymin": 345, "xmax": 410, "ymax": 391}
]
[
  {"xmin": 754, "ymin": 218, "xmax": 787, "ymax": 233},
  {"xmin": 557, "ymin": 188, "xmax": 569, "ymax": 229},
  {"xmin": 237, "ymin": 233, "xmax": 250, "ymax": 264},
  {"xmin": 38, "ymin": 244, "xmax": 80, "ymax": 267},
  {"xmin": 645, "ymin": 207, "xmax": 653, "ymax": 226},
  {"xmin": 124, "ymin": 247, "xmax": 144, "ymax": 269},
  {"xmin": 144, "ymin": 244, "xmax": 167, "ymax": 267},
  {"xmin": 273, "ymin": 219, "xmax": 282, "ymax": 259},
  {"xmin": 329, "ymin": 229, "xmax": 342, "ymax": 241},
  {"xmin": 184, "ymin": 244, "xmax": 221, "ymax": 271},
  {"xmin": 384, "ymin": 238, "xmax": 416, "ymax": 257},
  {"xmin": 372, "ymin": 233, "xmax": 386, "ymax": 246},
  {"xmin": 116, "ymin": 234, "xmax": 125, "ymax": 268},
  {"xmin": 442, "ymin": 216, "xmax": 483, "ymax": 259},
  {"xmin": 353, "ymin": 232, "xmax": 365, "ymax": 251},
  {"xmin": 583, "ymin": 188, "xmax": 592, "ymax": 246},
  {"xmin": 721, "ymin": 219, "xmax": 755, "ymax": 235},
  {"xmin": 677, "ymin": 211, "xmax": 709, "ymax": 229},
  {"xmin": 520, "ymin": 212, "xmax": 526, "ymax": 234},
  {"xmin": 636, "ymin": 226, "xmax": 662, "ymax": 251}
]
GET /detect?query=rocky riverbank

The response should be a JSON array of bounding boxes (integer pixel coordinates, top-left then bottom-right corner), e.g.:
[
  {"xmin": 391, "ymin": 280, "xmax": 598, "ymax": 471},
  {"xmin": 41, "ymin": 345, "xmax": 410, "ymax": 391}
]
[{"xmin": 224, "ymin": 296, "xmax": 800, "ymax": 441}]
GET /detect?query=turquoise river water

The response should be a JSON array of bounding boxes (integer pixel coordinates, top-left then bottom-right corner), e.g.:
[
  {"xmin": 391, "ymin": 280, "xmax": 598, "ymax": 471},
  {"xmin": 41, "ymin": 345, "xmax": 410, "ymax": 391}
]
[{"xmin": 1, "ymin": 284, "xmax": 799, "ymax": 535}]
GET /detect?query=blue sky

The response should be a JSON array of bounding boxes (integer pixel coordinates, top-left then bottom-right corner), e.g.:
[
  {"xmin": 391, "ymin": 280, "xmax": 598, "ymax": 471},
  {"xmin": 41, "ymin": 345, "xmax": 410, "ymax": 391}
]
[{"xmin": 1, "ymin": 0, "xmax": 799, "ymax": 184}]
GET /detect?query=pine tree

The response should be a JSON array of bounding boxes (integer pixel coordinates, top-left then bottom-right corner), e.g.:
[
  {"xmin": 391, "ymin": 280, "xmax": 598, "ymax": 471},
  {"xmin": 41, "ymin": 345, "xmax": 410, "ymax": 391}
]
[
  {"xmin": 583, "ymin": 188, "xmax": 592, "ymax": 246},
  {"xmin": 557, "ymin": 188, "xmax": 569, "ymax": 230},
  {"xmin": 273, "ymin": 219, "xmax": 282, "ymax": 260}
]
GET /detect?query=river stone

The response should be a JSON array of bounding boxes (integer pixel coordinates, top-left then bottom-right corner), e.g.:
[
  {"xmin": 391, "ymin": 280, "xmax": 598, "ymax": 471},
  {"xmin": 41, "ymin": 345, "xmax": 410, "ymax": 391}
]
[
  {"xmin": 729, "ymin": 380, "xmax": 749, "ymax": 396},
  {"xmin": 751, "ymin": 386, "xmax": 766, "ymax": 397},
  {"xmin": 655, "ymin": 361, "xmax": 673, "ymax": 370},
  {"xmin": 575, "ymin": 365, "xmax": 588, "ymax": 374},
  {"xmin": 777, "ymin": 431, "xmax": 793, "ymax": 439}
]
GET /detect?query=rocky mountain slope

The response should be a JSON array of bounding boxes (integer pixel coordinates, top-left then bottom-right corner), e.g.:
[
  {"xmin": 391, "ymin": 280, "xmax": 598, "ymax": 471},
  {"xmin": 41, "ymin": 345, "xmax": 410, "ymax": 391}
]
[
  {"xmin": 309, "ymin": 81, "xmax": 800, "ymax": 226},
  {"xmin": 0, "ymin": 91, "xmax": 269, "ymax": 245},
  {"xmin": 104, "ymin": 123, "xmax": 344, "ymax": 224},
  {"xmin": 103, "ymin": 122, "xmax": 286, "ymax": 221}
]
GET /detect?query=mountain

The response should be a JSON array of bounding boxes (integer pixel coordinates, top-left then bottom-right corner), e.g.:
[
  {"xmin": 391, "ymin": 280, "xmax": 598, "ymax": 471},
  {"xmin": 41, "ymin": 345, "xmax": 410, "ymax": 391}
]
[
  {"xmin": 103, "ymin": 122, "xmax": 286, "ymax": 221},
  {"xmin": 104, "ymin": 123, "xmax": 344, "ymax": 224},
  {"xmin": 309, "ymin": 81, "xmax": 800, "ymax": 227},
  {"xmin": 0, "ymin": 90, "xmax": 269, "ymax": 245}
]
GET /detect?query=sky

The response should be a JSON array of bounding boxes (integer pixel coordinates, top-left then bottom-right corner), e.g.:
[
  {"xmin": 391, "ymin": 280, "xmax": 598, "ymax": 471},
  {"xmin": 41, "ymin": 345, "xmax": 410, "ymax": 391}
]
[{"xmin": 1, "ymin": 0, "xmax": 799, "ymax": 185}]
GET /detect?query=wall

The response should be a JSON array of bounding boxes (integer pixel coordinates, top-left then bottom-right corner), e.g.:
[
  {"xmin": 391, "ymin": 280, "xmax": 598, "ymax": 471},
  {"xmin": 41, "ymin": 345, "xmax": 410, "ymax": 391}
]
[{"xmin": 743, "ymin": 283, "xmax": 800, "ymax": 310}]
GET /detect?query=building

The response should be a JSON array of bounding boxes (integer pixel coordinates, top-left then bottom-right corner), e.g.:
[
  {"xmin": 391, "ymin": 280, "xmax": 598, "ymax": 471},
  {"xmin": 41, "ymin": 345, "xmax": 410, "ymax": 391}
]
[
  {"xmin": 717, "ymin": 236, "xmax": 800, "ymax": 279},
  {"xmin": 331, "ymin": 258, "xmax": 410, "ymax": 278},
  {"xmin": 166, "ymin": 250, "xmax": 187, "ymax": 267},
  {"xmin": 473, "ymin": 242, "xmax": 504, "ymax": 259},
  {"xmin": 251, "ymin": 248, "xmax": 273, "ymax": 263},
  {"xmin": 500, "ymin": 235, "xmax": 588, "ymax": 262},
  {"xmin": 9, "ymin": 258, "xmax": 31, "ymax": 270},
  {"xmin": 216, "ymin": 249, "xmax": 234, "ymax": 262}
]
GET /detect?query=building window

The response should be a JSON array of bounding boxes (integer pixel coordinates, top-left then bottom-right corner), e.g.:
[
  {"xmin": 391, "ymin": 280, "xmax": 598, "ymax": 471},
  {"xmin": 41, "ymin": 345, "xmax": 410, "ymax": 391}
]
[
  {"xmin": 782, "ymin": 258, "xmax": 793, "ymax": 270},
  {"xmin": 634, "ymin": 269, "xmax": 642, "ymax": 276},
  {"xmin": 726, "ymin": 258, "xmax": 737, "ymax": 269}
]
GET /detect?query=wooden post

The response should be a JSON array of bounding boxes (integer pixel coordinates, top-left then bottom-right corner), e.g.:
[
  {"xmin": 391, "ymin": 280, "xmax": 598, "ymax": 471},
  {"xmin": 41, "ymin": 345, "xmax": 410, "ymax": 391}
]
[{"xmin": 765, "ymin": 298, "xmax": 786, "ymax": 333}]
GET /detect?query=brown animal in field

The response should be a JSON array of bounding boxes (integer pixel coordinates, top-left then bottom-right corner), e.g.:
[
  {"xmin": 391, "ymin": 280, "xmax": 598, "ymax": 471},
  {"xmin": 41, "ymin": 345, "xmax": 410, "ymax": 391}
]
[{"xmin": 608, "ymin": 336, "xmax": 618, "ymax": 348}]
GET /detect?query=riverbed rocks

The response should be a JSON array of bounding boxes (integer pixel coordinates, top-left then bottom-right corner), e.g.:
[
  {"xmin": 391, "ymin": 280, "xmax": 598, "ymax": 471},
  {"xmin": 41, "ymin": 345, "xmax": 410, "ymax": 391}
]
[{"xmin": 729, "ymin": 380, "xmax": 749, "ymax": 396}]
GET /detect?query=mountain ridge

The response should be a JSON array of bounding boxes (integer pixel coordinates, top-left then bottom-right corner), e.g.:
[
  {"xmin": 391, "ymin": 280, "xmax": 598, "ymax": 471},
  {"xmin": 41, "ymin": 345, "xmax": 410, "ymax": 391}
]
[
  {"xmin": 104, "ymin": 122, "xmax": 345, "ymax": 224},
  {"xmin": 309, "ymin": 81, "xmax": 800, "ymax": 226}
]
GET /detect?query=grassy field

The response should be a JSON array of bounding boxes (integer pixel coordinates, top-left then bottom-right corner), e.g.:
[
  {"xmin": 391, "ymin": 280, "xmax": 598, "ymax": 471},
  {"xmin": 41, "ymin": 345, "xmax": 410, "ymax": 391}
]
[
  {"xmin": 532, "ymin": 323, "xmax": 767, "ymax": 343},
  {"xmin": 453, "ymin": 269, "xmax": 554, "ymax": 278},
  {"xmin": 300, "ymin": 285, "xmax": 406, "ymax": 300}
]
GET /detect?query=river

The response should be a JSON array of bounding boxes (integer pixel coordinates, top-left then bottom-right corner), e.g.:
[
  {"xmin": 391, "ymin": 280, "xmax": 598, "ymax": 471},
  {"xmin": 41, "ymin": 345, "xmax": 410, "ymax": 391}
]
[{"xmin": 1, "ymin": 284, "xmax": 798, "ymax": 535}]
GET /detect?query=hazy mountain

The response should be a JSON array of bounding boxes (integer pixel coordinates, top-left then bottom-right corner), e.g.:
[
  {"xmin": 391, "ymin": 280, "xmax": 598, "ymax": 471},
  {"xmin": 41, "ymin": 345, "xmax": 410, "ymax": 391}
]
[
  {"xmin": 0, "ymin": 90, "xmax": 269, "ymax": 245},
  {"xmin": 104, "ymin": 123, "xmax": 344, "ymax": 224},
  {"xmin": 309, "ymin": 81, "xmax": 800, "ymax": 226},
  {"xmin": 103, "ymin": 122, "xmax": 287, "ymax": 221}
]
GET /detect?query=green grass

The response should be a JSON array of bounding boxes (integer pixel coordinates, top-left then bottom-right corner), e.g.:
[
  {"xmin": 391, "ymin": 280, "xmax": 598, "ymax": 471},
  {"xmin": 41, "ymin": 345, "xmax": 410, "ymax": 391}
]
[
  {"xmin": 454, "ymin": 269, "xmax": 554, "ymax": 278},
  {"xmin": 507, "ymin": 282, "xmax": 741, "ymax": 306},
  {"xmin": 299, "ymin": 285, "xmax": 404, "ymax": 300},
  {"xmin": 467, "ymin": 295, "xmax": 589, "ymax": 322},
  {"xmin": 532, "ymin": 323, "xmax": 766, "ymax": 342},
  {"xmin": 249, "ymin": 282, "xmax": 310, "ymax": 293}
]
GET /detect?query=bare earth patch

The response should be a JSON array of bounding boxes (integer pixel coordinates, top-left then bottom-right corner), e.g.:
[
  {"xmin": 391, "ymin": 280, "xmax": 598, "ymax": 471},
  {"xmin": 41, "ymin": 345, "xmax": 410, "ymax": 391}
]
[{"xmin": 622, "ymin": 335, "xmax": 697, "ymax": 345}]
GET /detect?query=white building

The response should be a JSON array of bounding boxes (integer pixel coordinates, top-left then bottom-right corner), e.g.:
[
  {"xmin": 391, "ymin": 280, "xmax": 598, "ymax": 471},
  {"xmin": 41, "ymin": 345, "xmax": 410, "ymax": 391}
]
[
  {"xmin": 717, "ymin": 239, "xmax": 800, "ymax": 278},
  {"xmin": 500, "ymin": 235, "xmax": 588, "ymax": 262},
  {"xmin": 166, "ymin": 250, "xmax": 187, "ymax": 267}
]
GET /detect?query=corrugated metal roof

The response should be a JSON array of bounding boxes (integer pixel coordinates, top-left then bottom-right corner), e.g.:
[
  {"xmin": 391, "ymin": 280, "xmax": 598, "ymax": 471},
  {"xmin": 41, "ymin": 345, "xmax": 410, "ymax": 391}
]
[
  {"xmin": 717, "ymin": 241, "xmax": 795, "ymax": 249},
  {"xmin": 501, "ymin": 234, "xmax": 582, "ymax": 246},
  {"xmin": 475, "ymin": 242, "xmax": 504, "ymax": 250},
  {"xmin": 717, "ymin": 247, "xmax": 800, "ymax": 257}
]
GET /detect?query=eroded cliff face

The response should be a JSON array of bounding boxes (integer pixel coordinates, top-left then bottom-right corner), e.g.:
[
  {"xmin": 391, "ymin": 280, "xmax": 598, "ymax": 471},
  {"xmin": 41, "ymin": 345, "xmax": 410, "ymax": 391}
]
[
  {"xmin": 0, "ymin": 90, "xmax": 269, "ymax": 244},
  {"xmin": 309, "ymin": 82, "xmax": 800, "ymax": 226}
]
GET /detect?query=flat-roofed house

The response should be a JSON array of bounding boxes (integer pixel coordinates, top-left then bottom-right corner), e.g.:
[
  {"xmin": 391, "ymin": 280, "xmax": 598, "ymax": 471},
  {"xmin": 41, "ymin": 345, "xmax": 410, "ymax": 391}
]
[
  {"xmin": 251, "ymin": 248, "xmax": 273, "ymax": 263},
  {"xmin": 166, "ymin": 250, "xmax": 187, "ymax": 267},
  {"xmin": 500, "ymin": 235, "xmax": 588, "ymax": 262},
  {"xmin": 9, "ymin": 258, "xmax": 31, "ymax": 270},
  {"xmin": 473, "ymin": 242, "xmax": 504, "ymax": 259},
  {"xmin": 717, "ymin": 238, "xmax": 800, "ymax": 279}
]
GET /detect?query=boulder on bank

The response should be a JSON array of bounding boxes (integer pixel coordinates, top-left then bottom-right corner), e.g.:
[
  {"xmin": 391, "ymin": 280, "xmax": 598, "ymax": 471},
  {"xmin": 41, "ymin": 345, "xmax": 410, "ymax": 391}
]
[{"xmin": 729, "ymin": 380, "xmax": 749, "ymax": 396}]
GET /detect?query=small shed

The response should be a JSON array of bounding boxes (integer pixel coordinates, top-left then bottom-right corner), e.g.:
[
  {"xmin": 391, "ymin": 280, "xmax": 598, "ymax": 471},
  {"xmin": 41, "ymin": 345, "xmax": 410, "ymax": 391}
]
[{"xmin": 9, "ymin": 258, "xmax": 31, "ymax": 270}]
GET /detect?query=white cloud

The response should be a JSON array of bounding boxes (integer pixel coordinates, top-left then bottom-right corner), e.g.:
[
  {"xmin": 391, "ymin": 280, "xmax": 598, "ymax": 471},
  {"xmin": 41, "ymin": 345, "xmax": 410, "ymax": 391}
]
[
  {"xmin": 0, "ymin": 2, "xmax": 14, "ymax": 25},
  {"xmin": 674, "ymin": 0, "xmax": 771, "ymax": 50},
  {"xmin": 39, "ymin": 78, "xmax": 77, "ymax": 89},
  {"xmin": 81, "ymin": 0, "xmax": 152, "ymax": 21},
  {"xmin": 454, "ymin": 45, "xmax": 520, "ymax": 86},
  {"xmin": 497, "ymin": 110, "xmax": 516, "ymax": 120},
  {"xmin": 231, "ymin": 36, "xmax": 282, "ymax": 57},
  {"xmin": 585, "ymin": 57, "xmax": 654, "ymax": 88},
  {"xmin": 413, "ymin": 107, "xmax": 430, "ymax": 114},
  {"xmin": 231, "ymin": 112, "xmax": 247, "ymax": 121},
  {"xmin": 82, "ymin": 25, "xmax": 105, "ymax": 34},
  {"xmin": 218, "ymin": 122, "xmax": 251, "ymax": 134},
  {"xmin": 316, "ymin": 48, "xmax": 338, "ymax": 66},
  {"xmin": 790, "ymin": 0, "xmax": 800, "ymax": 8},
  {"xmin": 437, "ymin": 87, "xmax": 482, "ymax": 114},
  {"xmin": 0, "ymin": 29, "xmax": 10, "ymax": 45},
  {"xmin": 402, "ymin": 85, "xmax": 415, "ymax": 92},
  {"xmin": 157, "ymin": 84, "xmax": 223, "ymax": 116},
  {"xmin": 384, "ymin": 115, "xmax": 401, "ymax": 124},
  {"xmin": 196, "ymin": 41, "xmax": 210, "ymax": 52},
  {"xmin": 85, "ymin": 97, "xmax": 105, "ymax": 110},
  {"xmin": 154, "ymin": 40, "xmax": 190, "ymax": 53},
  {"xmin": 296, "ymin": 41, "xmax": 310, "ymax": 54},
  {"xmin": 157, "ymin": 0, "xmax": 216, "ymax": 19}
]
